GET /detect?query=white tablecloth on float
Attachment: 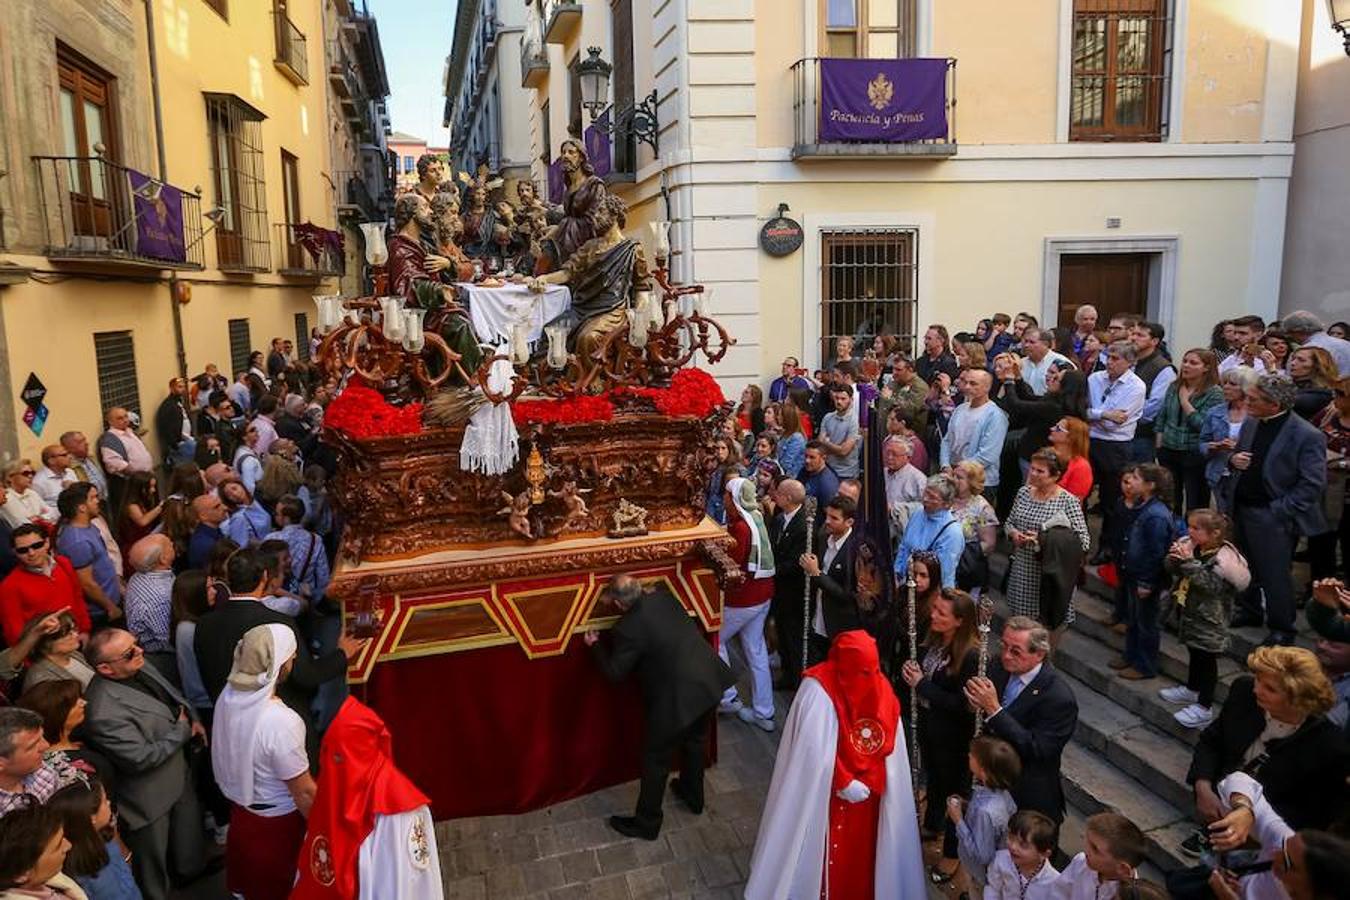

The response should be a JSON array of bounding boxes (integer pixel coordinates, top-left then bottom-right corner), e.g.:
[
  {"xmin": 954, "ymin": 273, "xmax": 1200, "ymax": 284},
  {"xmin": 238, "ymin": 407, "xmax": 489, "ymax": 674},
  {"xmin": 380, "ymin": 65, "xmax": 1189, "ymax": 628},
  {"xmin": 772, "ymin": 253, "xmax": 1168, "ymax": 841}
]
[{"xmin": 457, "ymin": 282, "xmax": 572, "ymax": 345}]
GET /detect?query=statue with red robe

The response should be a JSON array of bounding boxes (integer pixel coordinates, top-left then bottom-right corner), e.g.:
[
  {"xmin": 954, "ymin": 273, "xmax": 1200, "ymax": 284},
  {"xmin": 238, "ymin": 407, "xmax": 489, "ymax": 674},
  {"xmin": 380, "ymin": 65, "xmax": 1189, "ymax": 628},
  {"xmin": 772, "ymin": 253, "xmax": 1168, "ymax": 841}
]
[{"xmin": 744, "ymin": 630, "xmax": 926, "ymax": 900}]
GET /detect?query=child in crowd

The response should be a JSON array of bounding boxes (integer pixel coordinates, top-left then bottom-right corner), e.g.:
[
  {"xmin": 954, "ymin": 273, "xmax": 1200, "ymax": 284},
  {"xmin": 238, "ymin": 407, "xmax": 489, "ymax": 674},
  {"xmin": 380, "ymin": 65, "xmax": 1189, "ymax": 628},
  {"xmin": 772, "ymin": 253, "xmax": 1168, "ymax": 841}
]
[
  {"xmin": 983, "ymin": 810, "xmax": 1060, "ymax": 900},
  {"xmin": 1111, "ymin": 464, "xmax": 1177, "ymax": 680},
  {"xmin": 1161, "ymin": 509, "xmax": 1250, "ymax": 728},
  {"xmin": 1050, "ymin": 812, "xmax": 1145, "ymax": 900},
  {"xmin": 949, "ymin": 735, "xmax": 1021, "ymax": 894}
]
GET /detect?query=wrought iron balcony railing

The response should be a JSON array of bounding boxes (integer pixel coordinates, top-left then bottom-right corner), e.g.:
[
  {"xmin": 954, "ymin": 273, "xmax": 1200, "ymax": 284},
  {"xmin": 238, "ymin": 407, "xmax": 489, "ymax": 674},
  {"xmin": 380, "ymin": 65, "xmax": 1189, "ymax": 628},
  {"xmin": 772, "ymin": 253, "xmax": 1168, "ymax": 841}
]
[
  {"xmin": 274, "ymin": 3, "xmax": 309, "ymax": 85},
  {"xmin": 31, "ymin": 155, "xmax": 206, "ymax": 269},
  {"xmin": 541, "ymin": 0, "xmax": 581, "ymax": 44},
  {"xmin": 334, "ymin": 171, "xmax": 380, "ymax": 222},
  {"xmin": 520, "ymin": 34, "xmax": 549, "ymax": 88},
  {"xmin": 275, "ymin": 222, "xmax": 345, "ymax": 278},
  {"xmin": 790, "ymin": 57, "xmax": 958, "ymax": 160}
]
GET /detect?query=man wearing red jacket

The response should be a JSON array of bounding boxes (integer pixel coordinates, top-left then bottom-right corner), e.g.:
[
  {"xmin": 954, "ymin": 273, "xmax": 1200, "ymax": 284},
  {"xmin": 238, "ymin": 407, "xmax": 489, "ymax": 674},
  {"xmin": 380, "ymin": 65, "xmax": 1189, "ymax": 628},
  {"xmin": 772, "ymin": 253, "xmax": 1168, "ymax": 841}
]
[{"xmin": 0, "ymin": 523, "xmax": 90, "ymax": 645}]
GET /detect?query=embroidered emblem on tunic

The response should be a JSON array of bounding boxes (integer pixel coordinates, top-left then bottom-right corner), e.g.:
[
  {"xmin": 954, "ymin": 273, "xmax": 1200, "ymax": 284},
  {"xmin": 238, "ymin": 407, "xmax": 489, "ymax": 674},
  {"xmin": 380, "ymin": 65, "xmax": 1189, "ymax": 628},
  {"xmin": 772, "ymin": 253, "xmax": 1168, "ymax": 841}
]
[
  {"xmin": 311, "ymin": 835, "xmax": 336, "ymax": 886},
  {"xmin": 848, "ymin": 717, "xmax": 885, "ymax": 755},
  {"xmin": 408, "ymin": 815, "xmax": 431, "ymax": 870}
]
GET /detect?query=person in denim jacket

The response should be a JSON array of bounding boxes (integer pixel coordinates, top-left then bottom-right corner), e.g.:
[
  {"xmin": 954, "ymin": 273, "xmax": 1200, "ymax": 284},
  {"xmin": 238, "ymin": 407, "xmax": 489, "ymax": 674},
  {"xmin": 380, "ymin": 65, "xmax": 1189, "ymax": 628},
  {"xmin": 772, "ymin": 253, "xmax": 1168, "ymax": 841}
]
[{"xmin": 1112, "ymin": 464, "xmax": 1178, "ymax": 680}]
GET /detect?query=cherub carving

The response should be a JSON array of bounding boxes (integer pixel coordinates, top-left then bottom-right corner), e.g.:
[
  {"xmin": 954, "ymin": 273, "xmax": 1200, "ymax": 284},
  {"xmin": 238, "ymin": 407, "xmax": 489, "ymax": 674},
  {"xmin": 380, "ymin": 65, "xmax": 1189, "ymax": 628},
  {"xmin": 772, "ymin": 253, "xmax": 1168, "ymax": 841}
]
[
  {"xmin": 549, "ymin": 480, "xmax": 592, "ymax": 524},
  {"xmin": 497, "ymin": 491, "xmax": 534, "ymax": 540},
  {"xmin": 609, "ymin": 498, "xmax": 649, "ymax": 537}
]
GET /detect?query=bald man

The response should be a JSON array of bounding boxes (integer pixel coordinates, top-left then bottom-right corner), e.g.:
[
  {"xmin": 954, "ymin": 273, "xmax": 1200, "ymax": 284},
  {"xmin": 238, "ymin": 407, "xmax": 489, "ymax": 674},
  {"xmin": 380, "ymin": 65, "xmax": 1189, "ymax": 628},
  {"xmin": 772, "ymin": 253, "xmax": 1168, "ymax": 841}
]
[
  {"xmin": 97, "ymin": 406, "xmax": 153, "ymax": 517},
  {"xmin": 187, "ymin": 493, "xmax": 228, "ymax": 570},
  {"xmin": 770, "ymin": 479, "xmax": 811, "ymax": 689},
  {"xmin": 940, "ymin": 369, "xmax": 1009, "ymax": 501},
  {"xmin": 32, "ymin": 444, "xmax": 77, "ymax": 505},
  {"xmin": 125, "ymin": 534, "xmax": 177, "ymax": 658}
]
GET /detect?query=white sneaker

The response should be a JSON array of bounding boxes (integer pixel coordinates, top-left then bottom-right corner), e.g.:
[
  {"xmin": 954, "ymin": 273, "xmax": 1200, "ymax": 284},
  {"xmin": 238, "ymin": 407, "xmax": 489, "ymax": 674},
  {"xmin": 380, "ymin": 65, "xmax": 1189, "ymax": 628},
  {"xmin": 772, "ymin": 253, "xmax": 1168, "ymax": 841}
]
[
  {"xmin": 1174, "ymin": 704, "xmax": 1214, "ymax": 728},
  {"xmin": 737, "ymin": 707, "xmax": 776, "ymax": 732},
  {"xmin": 718, "ymin": 699, "xmax": 744, "ymax": 715},
  {"xmin": 1159, "ymin": 685, "xmax": 1199, "ymax": 705}
]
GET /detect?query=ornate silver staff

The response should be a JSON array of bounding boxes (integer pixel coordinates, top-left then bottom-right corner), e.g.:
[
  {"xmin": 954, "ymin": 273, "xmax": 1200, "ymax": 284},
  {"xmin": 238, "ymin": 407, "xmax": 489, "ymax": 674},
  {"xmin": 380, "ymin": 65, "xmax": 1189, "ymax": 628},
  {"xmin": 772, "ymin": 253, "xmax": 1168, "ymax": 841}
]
[
  {"xmin": 973, "ymin": 595, "xmax": 997, "ymax": 736},
  {"xmin": 801, "ymin": 494, "xmax": 817, "ymax": 680},
  {"xmin": 905, "ymin": 553, "xmax": 921, "ymax": 782}
]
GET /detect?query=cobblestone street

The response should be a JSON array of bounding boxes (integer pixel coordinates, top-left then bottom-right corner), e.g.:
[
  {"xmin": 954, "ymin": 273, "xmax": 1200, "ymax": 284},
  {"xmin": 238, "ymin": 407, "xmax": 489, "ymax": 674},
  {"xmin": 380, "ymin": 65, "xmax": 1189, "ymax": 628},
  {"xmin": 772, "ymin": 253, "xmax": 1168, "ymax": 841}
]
[{"xmin": 435, "ymin": 705, "xmax": 783, "ymax": 900}]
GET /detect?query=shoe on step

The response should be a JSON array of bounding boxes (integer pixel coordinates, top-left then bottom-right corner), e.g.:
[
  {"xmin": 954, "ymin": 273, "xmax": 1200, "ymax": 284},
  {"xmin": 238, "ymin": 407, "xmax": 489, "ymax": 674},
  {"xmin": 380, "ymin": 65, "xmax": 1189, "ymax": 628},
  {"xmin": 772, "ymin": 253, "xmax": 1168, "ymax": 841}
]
[
  {"xmin": 1159, "ymin": 685, "xmax": 1198, "ymax": 705},
  {"xmin": 717, "ymin": 699, "xmax": 744, "ymax": 715},
  {"xmin": 1107, "ymin": 655, "xmax": 1130, "ymax": 670},
  {"xmin": 737, "ymin": 707, "xmax": 776, "ymax": 732},
  {"xmin": 1117, "ymin": 666, "xmax": 1152, "ymax": 680},
  {"xmin": 1174, "ymin": 704, "xmax": 1214, "ymax": 728}
]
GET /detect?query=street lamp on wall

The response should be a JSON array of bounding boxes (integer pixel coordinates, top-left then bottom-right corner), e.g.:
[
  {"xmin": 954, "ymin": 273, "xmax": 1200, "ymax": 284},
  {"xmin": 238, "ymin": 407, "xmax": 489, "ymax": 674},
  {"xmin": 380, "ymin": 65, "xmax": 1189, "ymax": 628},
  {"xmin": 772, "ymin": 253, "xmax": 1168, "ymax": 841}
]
[
  {"xmin": 575, "ymin": 46, "xmax": 661, "ymax": 154},
  {"xmin": 1331, "ymin": 0, "xmax": 1350, "ymax": 55}
]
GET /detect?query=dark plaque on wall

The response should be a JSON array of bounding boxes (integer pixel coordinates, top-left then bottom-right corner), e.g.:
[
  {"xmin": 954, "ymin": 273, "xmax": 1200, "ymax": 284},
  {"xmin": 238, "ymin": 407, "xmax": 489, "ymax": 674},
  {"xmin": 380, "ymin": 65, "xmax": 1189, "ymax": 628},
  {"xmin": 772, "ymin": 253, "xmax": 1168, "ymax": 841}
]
[{"xmin": 759, "ymin": 204, "xmax": 804, "ymax": 258}]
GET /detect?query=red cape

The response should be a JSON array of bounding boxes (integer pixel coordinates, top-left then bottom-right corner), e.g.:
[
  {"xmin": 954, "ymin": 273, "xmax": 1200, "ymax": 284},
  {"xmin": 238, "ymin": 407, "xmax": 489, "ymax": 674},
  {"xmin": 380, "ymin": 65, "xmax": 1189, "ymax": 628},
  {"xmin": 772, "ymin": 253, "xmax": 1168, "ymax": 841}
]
[
  {"xmin": 290, "ymin": 697, "xmax": 430, "ymax": 899},
  {"xmin": 803, "ymin": 629, "xmax": 901, "ymax": 795}
]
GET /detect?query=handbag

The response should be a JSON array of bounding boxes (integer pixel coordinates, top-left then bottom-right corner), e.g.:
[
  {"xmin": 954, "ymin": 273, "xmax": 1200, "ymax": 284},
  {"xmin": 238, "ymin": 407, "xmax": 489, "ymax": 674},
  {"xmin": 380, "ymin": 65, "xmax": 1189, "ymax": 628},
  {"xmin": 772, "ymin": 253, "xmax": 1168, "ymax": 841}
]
[{"xmin": 927, "ymin": 520, "xmax": 987, "ymax": 590}]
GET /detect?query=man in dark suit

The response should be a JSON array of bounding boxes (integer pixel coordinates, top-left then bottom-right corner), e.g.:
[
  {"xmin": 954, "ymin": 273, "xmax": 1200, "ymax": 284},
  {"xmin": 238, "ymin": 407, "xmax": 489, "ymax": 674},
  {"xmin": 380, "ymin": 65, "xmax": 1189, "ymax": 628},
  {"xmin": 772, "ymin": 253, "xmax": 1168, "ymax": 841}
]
[
  {"xmin": 770, "ymin": 479, "xmax": 811, "ymax": 690},
  {"xmin": 1217, "ymin": 374, "xmax": 1327, "ymax": 646},
  {"xmin": 583, "ymin": 574, "xmax": 734, "ymax": 840},
  {"xmin": 194, "ymin": 548, "xmax": 362, "ymax": 760},
  {"xmin": 83, "ymin": 628, "xmax": 207, "ymax": 900},
  {"xmin": 800, "ymin": 494, "xmax": 861, "ymax": 664},
  {"xmin": 963, "ymin": 616, "xmax": 1078, "ymax": 825}
]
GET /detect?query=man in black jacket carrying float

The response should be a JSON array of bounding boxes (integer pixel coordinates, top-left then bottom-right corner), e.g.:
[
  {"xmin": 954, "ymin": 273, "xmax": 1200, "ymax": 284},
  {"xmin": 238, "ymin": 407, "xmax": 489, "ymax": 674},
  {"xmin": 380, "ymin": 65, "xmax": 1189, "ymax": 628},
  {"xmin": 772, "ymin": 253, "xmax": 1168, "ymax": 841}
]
[{"xmin": 584, "ymin": 574, "xmax": 734, "ymax": 841}]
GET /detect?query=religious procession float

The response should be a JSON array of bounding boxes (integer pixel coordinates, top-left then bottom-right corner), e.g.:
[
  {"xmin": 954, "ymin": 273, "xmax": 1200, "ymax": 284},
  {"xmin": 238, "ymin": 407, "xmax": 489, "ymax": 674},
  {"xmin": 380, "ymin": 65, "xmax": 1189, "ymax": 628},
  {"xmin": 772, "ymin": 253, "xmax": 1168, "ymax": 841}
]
[{"xmin": 313, "ymin": 143, "xmax": 737, "ymax": 818}]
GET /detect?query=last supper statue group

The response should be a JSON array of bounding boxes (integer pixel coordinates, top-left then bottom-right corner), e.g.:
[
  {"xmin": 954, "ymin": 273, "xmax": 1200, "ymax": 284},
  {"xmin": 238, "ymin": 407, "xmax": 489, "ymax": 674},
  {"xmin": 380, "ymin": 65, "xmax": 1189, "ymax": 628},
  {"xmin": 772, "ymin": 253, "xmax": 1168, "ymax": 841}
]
[{"xmin": 384, "ymin": 139, "xmax": 647, "ymax": 384}]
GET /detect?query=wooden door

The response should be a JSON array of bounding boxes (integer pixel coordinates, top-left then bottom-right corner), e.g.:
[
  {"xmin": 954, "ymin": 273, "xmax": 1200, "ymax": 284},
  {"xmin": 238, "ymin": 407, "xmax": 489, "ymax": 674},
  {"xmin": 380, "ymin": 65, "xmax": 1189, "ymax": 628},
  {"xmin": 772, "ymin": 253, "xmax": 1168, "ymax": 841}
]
[
  {"xmin": 1057, "ymin": 253, "xmax": 1150, "ymax": 327},
  {"xmin": 281, "ymin": 150, "xmax": 303, "ymax": 269},
  {"xmin": 58, "ymin": 51, "xmax": 119, "ymax": 238}
]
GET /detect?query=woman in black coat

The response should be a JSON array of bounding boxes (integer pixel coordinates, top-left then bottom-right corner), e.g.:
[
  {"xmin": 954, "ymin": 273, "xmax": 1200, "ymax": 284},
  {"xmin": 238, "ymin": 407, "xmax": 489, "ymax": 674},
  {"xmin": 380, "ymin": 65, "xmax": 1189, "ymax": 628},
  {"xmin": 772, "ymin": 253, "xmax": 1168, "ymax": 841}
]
[
  {"xmin": 1186, "ymin": 646, "xmax": 1349, "ymax": 837},
  {"xmin": 901, "ymin": 588, "xmax": 981, "ymax": 852},
  {"xmin": 994, "ymin": 361, "xmax": 1087, "ymax": 464}
]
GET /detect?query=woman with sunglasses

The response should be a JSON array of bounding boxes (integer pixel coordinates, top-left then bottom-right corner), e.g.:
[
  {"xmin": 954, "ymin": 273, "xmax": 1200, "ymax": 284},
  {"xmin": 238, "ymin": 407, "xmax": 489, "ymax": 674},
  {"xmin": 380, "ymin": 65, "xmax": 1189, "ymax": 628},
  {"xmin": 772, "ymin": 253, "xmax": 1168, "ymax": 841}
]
[
  {"xmin": 0, "ymin": 460, "xmax": 57, "ymax": 529},
  {"xmin": 0, "ymin": 524, "xmax": 91, "ymax": 646},
  {"xmin": 19, "ymin": 611, "xmax": 95, "ymax": 691}
]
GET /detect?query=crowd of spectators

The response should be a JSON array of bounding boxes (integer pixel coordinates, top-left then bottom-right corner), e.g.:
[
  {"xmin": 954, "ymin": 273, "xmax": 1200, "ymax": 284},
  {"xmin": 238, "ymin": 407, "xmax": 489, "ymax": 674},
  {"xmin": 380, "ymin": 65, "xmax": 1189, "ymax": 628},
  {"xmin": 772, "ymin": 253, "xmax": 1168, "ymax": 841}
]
[
  {"xmin": 0, "ymin": 337, "xmax": 367, "ymax": 900},
  {"xmin": 725, "ymin": 309, "xmax": 1350, "ymax": 899}
]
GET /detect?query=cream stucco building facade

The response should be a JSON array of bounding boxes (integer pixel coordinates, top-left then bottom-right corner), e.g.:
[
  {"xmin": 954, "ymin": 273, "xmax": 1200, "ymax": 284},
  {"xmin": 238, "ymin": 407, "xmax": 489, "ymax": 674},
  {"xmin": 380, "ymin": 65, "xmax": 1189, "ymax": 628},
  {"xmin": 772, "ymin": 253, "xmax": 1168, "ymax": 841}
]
[{"xmin": 509, "ymin": 0, "xmax": 1304, "ymax": 392}]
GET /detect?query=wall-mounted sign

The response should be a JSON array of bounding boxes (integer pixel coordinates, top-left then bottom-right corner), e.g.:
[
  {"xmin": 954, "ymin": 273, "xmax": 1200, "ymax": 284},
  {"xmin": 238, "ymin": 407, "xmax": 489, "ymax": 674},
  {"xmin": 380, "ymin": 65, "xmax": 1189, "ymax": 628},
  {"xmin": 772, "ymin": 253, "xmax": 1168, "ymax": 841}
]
[
  {"xmin": 21, "ymin": 373, "xmax": 46, "ymax": 410},
  {"xmin": 760, "ymin": 204, "xmax": 804, "ymax": 257}
]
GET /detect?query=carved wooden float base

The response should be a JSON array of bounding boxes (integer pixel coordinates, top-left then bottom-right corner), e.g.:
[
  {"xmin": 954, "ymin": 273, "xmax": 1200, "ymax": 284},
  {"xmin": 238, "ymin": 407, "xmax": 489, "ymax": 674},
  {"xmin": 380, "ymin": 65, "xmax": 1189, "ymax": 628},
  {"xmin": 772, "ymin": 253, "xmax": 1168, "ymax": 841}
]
[{"xmin": 333, "ymin": 518, "xmax": 731, "ymax": 683}]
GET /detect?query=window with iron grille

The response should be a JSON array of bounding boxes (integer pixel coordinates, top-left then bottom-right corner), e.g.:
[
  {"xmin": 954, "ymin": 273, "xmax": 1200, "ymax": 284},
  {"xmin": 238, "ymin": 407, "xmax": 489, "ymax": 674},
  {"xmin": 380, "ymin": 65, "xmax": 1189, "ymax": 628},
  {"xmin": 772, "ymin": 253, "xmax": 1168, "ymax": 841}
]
[
  {"xmin": 294, "ymin": 312, "xmax": 310, "ymax": 361},
  {"xmin": 228, "ymin": 318, "xmax": 252, "ymax": 375},
  {"xmin": 93, "ymin": 331, "xmax": 140, "ymax": 419},
  {"xmin": 821, "ymin": 0, "xmax": 918, "ymax": 58},
  {"xmin": 819, "ymin": 229, "xmax": 917, "ymax": 366},
  {"xmin": 1070, "ymin": 0, "xmax": 1172, "ymax": 141},
  {"xmin": 206, "ymin": 94, "xmax": 271, "ymax": 271}
]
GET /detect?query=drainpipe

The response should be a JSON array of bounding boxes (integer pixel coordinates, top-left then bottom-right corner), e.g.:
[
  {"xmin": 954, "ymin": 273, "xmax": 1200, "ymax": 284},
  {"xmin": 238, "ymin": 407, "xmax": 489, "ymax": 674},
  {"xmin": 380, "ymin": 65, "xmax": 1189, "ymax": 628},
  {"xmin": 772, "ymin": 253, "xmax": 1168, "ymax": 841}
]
[{"xmin": 144, "ymin": 0, "xmax": 189, "ymax": 380}]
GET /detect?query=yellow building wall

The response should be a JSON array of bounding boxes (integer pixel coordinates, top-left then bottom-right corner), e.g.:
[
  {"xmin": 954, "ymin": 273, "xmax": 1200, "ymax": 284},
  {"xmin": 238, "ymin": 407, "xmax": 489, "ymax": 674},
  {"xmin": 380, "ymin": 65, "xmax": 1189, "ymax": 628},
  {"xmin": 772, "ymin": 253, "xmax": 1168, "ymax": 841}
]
[
  {"xmin": 754, "ymin": 178, "xmax": 1257, "ymax": 375},
  {"xmin": 1181, "ymin": 0, "xmax": 1274, "ymax": 143},
  {"xmin": 0, "ymin": 0, "xmax": 338, "ymax": 461}
]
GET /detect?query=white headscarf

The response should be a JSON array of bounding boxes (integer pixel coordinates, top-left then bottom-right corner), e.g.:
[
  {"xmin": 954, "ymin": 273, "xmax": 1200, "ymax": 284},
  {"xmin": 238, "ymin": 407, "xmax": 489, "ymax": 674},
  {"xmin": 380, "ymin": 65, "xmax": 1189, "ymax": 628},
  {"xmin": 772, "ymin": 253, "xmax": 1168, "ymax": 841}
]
[
  {"xmin": 727, "ymin": 477, "xmax": 775, "ymax": 579},
  {"xmin": 211, "ymin": 623, "xmax": 298, "ymax": 807}
]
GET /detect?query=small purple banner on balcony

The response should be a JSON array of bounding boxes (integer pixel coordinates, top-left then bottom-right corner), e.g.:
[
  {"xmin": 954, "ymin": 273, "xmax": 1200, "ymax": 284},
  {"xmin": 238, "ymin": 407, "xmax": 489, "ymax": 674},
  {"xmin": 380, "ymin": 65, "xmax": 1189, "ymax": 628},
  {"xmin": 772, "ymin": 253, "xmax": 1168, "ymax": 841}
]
[
  {"xmin": 818, "ymin": 57, "xmax": 948, "ymax": 143},
  {"xmin": 585, "ymin": 111, "xmax": 611, "ymax": 179},
  {"xmin": 127, "ymin": 169, "xmax": 186, "ymax": 263}
]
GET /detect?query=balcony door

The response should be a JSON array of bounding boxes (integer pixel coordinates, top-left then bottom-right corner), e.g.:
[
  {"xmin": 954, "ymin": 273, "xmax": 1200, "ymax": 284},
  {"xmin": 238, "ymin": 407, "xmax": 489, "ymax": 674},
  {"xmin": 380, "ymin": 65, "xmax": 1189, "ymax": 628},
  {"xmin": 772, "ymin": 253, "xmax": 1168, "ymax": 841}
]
[
  {"xmin": 281, "ymin": 149, "xmax": 303, "ymax": 269},
  {"xmin": 821, "ymin": 0, "xmax": 917, "ymax": 58},
  {"xmin": 57, "ymin": 47, "xmax": 119, "ymax": 238}
]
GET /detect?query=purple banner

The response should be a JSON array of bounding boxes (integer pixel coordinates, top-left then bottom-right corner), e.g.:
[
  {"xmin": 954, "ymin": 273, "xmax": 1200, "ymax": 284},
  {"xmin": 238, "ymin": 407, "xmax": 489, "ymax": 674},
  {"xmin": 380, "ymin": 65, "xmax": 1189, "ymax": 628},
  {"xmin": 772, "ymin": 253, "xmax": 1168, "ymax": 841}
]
[
  {"xmin": 547, "ymin": 157, "xmax": 565, "ymax": 205},
  {"xmin": 127, "ymin": 169, "xmax": 186, "ymax": 263},
  {"xmin": 585, "ymin": 111, "xmax": 611, "ymax": 179},
  {"xmin": 818, "ymin": 57, "xmax": 948, "ymax": 143}
]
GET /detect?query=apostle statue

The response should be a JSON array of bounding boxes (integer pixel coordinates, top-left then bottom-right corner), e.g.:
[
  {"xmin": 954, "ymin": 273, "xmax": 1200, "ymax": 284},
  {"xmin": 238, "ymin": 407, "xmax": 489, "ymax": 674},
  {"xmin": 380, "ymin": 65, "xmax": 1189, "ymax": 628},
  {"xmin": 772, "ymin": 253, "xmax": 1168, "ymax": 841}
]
[
  {"xmin": 430, "ymin": 191, "xmax": 474, "ymax": 282},
  {"xmin": 542, "ymin": 137, "xmax": 608, "ymax": 272},
  {"xmin": 744, "ymin": 630, "xmax": 926, "ymax": 900},
  {"xmin": 411, "ymin": 154, "xmax": 445, "ymax": 209},
  {"xmin": 526, "ymin": 192, "xmax": 649, "ymax": 378},
  {"xmin": 514, "ymin": 180, "xmax": 554, "ymax": 275},
  {"xmin": 386, "ymin": 192, "xmax": 480, "ymax": 373}
]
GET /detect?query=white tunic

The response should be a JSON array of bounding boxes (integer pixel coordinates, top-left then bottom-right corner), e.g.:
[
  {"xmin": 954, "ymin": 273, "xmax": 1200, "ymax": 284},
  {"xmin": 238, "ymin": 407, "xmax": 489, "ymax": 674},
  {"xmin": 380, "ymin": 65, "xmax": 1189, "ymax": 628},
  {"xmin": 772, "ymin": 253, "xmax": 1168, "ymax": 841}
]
[
  {"xmin": 744, "ymin": 678, "xmax": 926, "ymax": 900},
  {"xmin": 356, "ymin": 806, "xmax": 444, "ymax": 900}
]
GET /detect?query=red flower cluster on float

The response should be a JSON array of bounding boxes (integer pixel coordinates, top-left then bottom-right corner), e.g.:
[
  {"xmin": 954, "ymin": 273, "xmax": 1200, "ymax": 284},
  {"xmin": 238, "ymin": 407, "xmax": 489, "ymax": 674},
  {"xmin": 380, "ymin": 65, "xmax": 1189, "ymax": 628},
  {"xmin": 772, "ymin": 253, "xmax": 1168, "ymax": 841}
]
[
  {"xmin": 615, "ymin": 367, "xmax": 726, "ymax": 419},
  {"xmin": 511, "ymin": 394, "xmax": 615, "ymax": 426},
  {"xmin": 324, "ymin": 385, "xmax": 425, "ymax": 438}
]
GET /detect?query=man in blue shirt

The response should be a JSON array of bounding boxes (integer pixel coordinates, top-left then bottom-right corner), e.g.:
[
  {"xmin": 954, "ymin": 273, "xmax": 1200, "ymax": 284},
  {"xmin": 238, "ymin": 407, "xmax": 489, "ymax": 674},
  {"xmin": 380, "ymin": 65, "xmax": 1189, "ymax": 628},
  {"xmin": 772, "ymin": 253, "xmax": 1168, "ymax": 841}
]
[
  {"xmin": 768, "ymin": 356, "xmax": 812, "ymax": 403},
  {"xmin": 818, "ymin": 385, "xmax": 862, "ymax": 479},
  {"xmin": 801, "ymin": 443, "xmax": 841, "ymax": 506},
  {"xmin": 54, "ymin": 483, "xmax": 122, "ymax": 625},
  {"xmin": 263, "ymin": 495, "xmax": 330, "ymax": 602},
  {"xmin": 188, "ymin": 493, "xmax": 228, "ymax": 569},
  {"xmin": 220, "ymin": 480, "xmax": 272, "ymax": 547},
  {"xmin": 940, "ymin": 370, "xmax": 1009, "ymax": 500}
]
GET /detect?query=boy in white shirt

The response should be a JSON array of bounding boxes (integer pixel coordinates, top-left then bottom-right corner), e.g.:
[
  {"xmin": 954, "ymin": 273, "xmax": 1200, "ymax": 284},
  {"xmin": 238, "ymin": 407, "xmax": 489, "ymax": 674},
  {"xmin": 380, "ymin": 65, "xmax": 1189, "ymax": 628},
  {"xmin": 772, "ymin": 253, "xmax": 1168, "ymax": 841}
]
[
  {"xmin": 1050, "ymin": 812, "xmax": 1145, "ymax": 900},
  {"xmin": 984, "ymin": 810, "xmax": 1060, "ymax": 900}
]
